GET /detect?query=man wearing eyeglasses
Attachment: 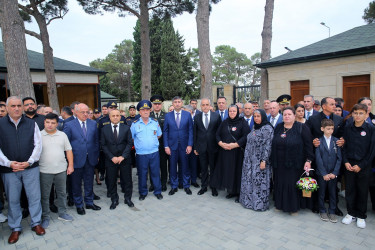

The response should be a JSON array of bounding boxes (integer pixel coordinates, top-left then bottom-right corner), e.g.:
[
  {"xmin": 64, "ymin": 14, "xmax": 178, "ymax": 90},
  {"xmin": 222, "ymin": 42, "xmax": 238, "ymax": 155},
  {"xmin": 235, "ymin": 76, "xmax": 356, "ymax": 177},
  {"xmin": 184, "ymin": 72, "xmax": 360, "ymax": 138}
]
[
  {"xmin": 22, "ymin": 97, "xmax": 45, "ymax": 130},
  {"xmin": 63, "ymin": 103, "xmax": 100, "ymax": 215}
]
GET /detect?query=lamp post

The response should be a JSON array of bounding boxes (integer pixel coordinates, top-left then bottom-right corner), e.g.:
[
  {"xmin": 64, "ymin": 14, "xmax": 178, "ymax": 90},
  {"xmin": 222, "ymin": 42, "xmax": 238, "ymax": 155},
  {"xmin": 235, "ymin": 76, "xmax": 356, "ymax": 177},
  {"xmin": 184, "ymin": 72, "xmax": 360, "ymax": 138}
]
[{"xmin": 320, "ymin": 22, "xmax": 330, "ymax": 37}]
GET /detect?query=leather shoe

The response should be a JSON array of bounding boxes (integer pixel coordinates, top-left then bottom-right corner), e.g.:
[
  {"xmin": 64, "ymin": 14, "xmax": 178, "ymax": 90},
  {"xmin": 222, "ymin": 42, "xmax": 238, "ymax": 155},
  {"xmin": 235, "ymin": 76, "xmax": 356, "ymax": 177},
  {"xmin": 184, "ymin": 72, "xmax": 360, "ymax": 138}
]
[
  {"xmin": 191, "ymin": 182, "xmax": 200, "ymax": 188},
  {"xmin": 110, "ymin": 201, "xmax": 119, "ymax": 210},
  {"xmin": 155, "ymin": 194, "xmax": 163, "ymax": 200},
  {"xmin": 198, "ymin": 187, "xmax": 207, "ymax": 195},
  {"xmin": 86, "ymin": 204, "xmax": 101, "ymax": 210},
  {"xmin": 184, "ymin": 188, "xmax": 192, "ymax": 195},
  {"xmin": 178, "ymin": 183, "xmax": 183, "ymax": 189},
  {"xmin": 93, "ymin": 194, "xmax": 101, "ymax": 200},
  {"xmin": 149, "ymin": 185, "xmax": 154, "ymax": 192},
  {"xmin": 139, "ymin": 195, "xmax": 147, "ymax": 201},
  {"xmin": 212, "ymin": 188, "xmax": 218, "ymax": 197},
  {"xmin": 99, "ymin": 174, "xmax": 105, "ymax": 181},
  {"xmin": 77, "ymin": 207, "xmax": 86, "ymax": 215},
  {"xmin": 32, "ymin": 225, "xmax": 45, "ymax": 236},
  {"xmin": 161, "ymin": 185, "xmax": 167, "ymax": 192},
  {"xmin": 169, "ymin": 188, "xmax": 178, "ymax": 195},
  {"xmin": 125, "ymin": 199, "xmax": 134, "ymax": 207},
  {"xmin": 226, "ymin": 194, "xmax": 236, "ymax": 199},
  {"xmin": 50, "ymin": 204, "xmax": 58, "ymax": 213},
  {"xmin": 8, "ymin": 231, "xmax": 21, "ymax": 244},
  {"xmin": 335, "ymin": 207, "xmax": 343, "ymax": 216}
]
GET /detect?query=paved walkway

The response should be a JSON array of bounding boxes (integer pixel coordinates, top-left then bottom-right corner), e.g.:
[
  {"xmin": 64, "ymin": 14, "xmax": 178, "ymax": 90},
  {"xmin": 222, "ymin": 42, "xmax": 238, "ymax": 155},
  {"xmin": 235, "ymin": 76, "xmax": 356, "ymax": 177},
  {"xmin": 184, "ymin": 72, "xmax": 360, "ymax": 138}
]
[{"xmin": 1, "ymin": 172, "xmax": 375, "ymax": 249}]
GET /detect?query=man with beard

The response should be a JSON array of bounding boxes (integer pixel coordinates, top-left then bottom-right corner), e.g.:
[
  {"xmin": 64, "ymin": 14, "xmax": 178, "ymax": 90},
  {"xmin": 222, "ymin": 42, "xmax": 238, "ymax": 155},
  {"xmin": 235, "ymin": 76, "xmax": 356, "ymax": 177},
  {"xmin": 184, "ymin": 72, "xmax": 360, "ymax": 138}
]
[{"xmin": 22, "ymin": 97, "xmax": 45, "ymax": 130}]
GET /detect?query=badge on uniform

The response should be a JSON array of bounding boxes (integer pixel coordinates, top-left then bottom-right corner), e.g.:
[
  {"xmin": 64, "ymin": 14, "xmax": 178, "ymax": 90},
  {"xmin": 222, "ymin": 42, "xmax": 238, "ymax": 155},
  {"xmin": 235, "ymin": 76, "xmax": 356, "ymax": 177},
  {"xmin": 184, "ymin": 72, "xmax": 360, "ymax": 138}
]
[
  {"xmin": 281, "ymin": 133, "xmax": 286, "ymax": 138},
  {"xmin": 232, "ymin": 127, "xmax": 237, "ymax": 131},
  {"xmin": 154, "ymin": 130, "xmax": 157, "ymax": 135},
  {"xmin": 361, "ymin": 131, "xmax": 366, "ymax": 136}
]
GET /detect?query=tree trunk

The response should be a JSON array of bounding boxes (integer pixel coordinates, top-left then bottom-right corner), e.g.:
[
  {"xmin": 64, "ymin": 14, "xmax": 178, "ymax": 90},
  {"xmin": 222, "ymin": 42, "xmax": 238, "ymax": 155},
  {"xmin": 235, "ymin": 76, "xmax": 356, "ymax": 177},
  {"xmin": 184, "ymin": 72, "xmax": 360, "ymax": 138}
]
[
  {"xmin": 33, "ymin": 11, "xmax": 60, "ymax": 114},
  {"xmin": 139, "ymin": 0, "xmax": 152, "ymax": 100},
  {"xmin": 196, "ymin": 0, "xmax": 213, "ymax": 102},
  {"xmin": 260, "ymin": 0, "xmax": 274, "ymax": 103},
  {"xmin": 0, "ymin": 0, "xmax": 35, "ymax": 99}
]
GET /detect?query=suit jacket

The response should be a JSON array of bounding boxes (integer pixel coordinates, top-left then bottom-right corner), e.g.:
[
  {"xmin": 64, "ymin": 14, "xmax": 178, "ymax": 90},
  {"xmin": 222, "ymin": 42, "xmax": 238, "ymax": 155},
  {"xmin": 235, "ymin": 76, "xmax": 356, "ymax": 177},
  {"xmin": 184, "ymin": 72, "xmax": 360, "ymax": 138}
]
[
  {"xmin": 306, "ymin": 111, "xmax": 343, "ymax": 139},
  {"xmin": 193, "ymin": 111, "xmax": 221, "ymax": 154},
  {"xmin": 315, "ymin": 136, "xmax": 342, "ymax": 176},
  {"xmin": 216, "ymin": 109, "xmax": 228, "ymax": 121},
  {"xmin": 163, "ymin": 110, "xmax": 193, "ymax": 150},
  {"xmin": 100, "ymin": 123, "xmax": 132, "ymax": 166},
  {"xmin": 267, "ymin": 114, "xmax": 283, "ymax": 128},
  {"xmin": 304, "ymin": 109, "xmax": 319, "ymax": 119},
  {"xmin": 244, "ymin": 116, "xmax": 254, "ymax": 130},
  {"xmin": 63, "ymin": 118, "xmax": 99, "ymax": 168}
]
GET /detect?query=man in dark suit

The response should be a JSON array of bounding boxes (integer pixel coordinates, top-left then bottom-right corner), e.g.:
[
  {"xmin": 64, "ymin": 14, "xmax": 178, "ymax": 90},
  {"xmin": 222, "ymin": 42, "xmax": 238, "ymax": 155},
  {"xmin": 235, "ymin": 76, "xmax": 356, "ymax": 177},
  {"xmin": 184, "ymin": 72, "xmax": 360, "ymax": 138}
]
[
  {"xmin": 216, "ymin": 96, "xmax": 228, "ymax": 121},
  {"xmin": 306, "ymin": 97, "xmax": 345, "ymax": 216},
  {"xmin": 164, "ymin": 96, "xmax": 194, "ymax": 195},
  {"xmin": 267, "ymin": 101, "xmax": 283, "ymax": 127},
  {"xmin": 194, "ymin": 98, "xmax": 221, "ymax": 196},
  {"xmin": 101, "ymin": 110, "xmax": 133, "ymax": 210},
  {"xmin": 63, "ymin": 103, "xmax": 100, "ymax": 215},
  {"xmin": 243, "ymin": 102, "xmax": 254, "ymax": 130},
  {"xmin": 190, "ymin": 99, "xmax": 201, "ymax": 118},
  {"xmin": 304, "ymin": 95, "xmax": 319, "ymax": 120}
]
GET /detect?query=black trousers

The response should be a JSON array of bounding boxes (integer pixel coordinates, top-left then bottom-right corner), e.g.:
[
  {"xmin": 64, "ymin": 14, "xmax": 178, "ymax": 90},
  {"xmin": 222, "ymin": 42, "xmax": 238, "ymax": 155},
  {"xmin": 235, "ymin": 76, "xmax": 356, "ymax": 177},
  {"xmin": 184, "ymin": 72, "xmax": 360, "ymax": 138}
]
[
  {"xmin": 345, "ymin": 166, "xmax": 371, "ymax": 219},
  {"xmin": 106, "ymin": 159, "xmax": 132, "ymax": 202},
  {"xmin": 317, "ymin": 175, "xmax": 337, "ymax": 214},
  {"xmin": 150, "ymin": 143, "xmax": 168, "ymax": 187},
  {"xmin": 198, "ymin": 151, "xmax": 216, "ymax": 189}
]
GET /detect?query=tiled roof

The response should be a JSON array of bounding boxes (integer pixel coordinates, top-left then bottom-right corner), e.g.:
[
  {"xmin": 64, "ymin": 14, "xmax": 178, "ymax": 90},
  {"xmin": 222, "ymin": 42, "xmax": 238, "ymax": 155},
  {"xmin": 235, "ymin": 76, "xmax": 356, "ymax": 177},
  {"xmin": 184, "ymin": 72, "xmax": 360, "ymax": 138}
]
[{"xmin": 256, "ymin": 23, "xmax": 375, "ymax": 68}]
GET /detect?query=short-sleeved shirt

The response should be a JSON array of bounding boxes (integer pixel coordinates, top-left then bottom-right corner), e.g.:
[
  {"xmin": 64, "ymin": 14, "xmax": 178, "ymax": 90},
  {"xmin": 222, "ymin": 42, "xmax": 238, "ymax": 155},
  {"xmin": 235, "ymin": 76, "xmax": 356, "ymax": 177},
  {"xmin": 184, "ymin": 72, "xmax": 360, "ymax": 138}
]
[
  {"xmin": 39, "ymin": 129, "xmax": 72, "ymax": 174},
  {"xmin": 130, "ymin": 118, "xmax": 162, "ymax": 155}
]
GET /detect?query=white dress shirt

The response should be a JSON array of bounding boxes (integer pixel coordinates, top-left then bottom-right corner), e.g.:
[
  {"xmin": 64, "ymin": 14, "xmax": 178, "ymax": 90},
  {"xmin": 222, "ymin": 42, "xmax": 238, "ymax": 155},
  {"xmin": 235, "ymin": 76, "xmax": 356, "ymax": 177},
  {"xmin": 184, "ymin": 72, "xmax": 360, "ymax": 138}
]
[
  {"xmin": 202, "ymin": 111, "xmax": 211, "ymax": 126},
  {"xmin": 270, "ymin": 113, "xmax": 280, "ymax": 127},
  {"xmin": 111, "ymin": 123, "xmax": 120, "ymax": 133},
  {"xmin": 324, "ymin": 135, "xmax": 331, "ymax": 149}
]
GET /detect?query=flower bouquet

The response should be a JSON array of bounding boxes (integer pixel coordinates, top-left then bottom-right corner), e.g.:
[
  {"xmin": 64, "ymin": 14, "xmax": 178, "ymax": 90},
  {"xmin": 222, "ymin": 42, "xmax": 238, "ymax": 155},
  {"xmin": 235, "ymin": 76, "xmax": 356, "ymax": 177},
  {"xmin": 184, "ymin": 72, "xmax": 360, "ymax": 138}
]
[{"xmin": 296, "ymin": 177, "xmax": 318, "ymax": 198}]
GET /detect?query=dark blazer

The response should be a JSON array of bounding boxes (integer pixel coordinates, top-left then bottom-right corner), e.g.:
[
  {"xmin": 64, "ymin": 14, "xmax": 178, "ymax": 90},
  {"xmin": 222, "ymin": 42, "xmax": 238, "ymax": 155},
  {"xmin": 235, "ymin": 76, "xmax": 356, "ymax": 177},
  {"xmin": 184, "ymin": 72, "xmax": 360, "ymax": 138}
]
[
  {"xmin": 216, "ymin": 109, "xmax": 228, "ymax": 121},
  {"xmin": 267, "ymin": 114, "xmax": 283, "ymax": 128},
  {"xmin": 63, "ymin": 118, "xmax": 99, "ymax": 168},
  {"xmin": 163, "ymin": 110, "xmax": 193, "ymax": 150},
  {"xmin": 306, "ymin": 111, "xmax": 343, "ymax": 139},
  {"xmin": 244, "ymin": 116, "xmax": 254, "ymax": 130},
  {"xmin": 100, "ymin": 123, "xmax": 132, "ymax": 166},
  {"xmin": 193, "ymin": 111, "xmax": 221, "ymax": 154},
  {"xmin": 315, "ymin": 136, "xmax": 342, "ymax": 176}
]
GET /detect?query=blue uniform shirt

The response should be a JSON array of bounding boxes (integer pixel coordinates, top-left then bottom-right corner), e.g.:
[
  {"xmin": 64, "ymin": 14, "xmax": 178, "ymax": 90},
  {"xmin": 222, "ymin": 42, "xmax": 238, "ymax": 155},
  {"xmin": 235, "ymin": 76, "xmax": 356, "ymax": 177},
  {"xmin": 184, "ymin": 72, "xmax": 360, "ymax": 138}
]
[{"xmin": 131, "ymin": 118, "xmax": 162, "ymax": 155}]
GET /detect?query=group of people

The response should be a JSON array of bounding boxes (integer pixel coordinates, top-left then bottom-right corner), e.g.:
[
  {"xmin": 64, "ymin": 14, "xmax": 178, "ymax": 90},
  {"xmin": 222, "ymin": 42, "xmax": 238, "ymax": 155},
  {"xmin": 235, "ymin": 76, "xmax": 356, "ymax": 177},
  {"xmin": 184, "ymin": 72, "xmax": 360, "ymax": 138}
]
[{"xmin": 0, "ymin": 93, "xmax": 375, "ymax": 245}]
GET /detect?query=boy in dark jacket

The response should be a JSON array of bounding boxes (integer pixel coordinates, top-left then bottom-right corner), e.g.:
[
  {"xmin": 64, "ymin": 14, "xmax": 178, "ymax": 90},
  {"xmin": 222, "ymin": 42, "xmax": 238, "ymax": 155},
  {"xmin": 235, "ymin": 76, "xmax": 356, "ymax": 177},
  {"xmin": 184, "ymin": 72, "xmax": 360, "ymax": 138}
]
[{"xmin": 316, "ymin": 119, "xmax": 342, "ymax": 223}]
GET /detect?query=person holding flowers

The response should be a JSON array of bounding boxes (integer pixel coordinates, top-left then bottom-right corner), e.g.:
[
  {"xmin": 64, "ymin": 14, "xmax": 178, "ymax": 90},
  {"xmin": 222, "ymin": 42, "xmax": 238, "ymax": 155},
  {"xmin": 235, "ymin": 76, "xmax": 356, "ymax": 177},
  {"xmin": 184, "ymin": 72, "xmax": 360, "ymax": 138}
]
[
  {"xmin": 315, "ymin": 119, "xmax": 342, "ymax": 223},
  {"xmin": 271, "ymin": 107, "xmax": 314, "ymax": 214}
]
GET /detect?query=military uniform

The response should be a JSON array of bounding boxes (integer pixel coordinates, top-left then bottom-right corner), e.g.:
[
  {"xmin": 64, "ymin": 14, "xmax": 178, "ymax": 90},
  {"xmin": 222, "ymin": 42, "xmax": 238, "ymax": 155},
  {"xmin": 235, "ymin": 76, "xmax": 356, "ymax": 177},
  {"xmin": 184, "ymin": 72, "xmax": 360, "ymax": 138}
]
[{"xmin": 150, "ymin": 110, "xmax": 168, "ymax": 189}]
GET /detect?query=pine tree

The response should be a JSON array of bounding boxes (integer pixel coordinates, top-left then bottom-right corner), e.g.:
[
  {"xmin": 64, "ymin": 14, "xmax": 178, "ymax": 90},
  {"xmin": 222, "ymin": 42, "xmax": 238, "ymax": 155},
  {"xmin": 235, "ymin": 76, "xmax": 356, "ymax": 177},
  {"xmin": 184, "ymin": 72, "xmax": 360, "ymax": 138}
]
[
  {"xmin": 160, "ymin": 17, "xmax": 184, "ymax": 100},
  {"xmin": 131, "ymin": 21, "xmax": 142, "ymax": 100},
  {"xmin": 149, "ymin": 15, "xmax": 163, "ymax": 96}
]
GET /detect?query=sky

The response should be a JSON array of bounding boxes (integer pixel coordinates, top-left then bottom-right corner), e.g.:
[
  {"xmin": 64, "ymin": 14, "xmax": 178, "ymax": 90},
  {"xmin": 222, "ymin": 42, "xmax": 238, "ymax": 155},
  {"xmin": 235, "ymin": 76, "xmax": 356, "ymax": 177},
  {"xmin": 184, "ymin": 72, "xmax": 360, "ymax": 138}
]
[{"xmin": 1, "ymin": 0, "xmax": 371, "ymax": 66}]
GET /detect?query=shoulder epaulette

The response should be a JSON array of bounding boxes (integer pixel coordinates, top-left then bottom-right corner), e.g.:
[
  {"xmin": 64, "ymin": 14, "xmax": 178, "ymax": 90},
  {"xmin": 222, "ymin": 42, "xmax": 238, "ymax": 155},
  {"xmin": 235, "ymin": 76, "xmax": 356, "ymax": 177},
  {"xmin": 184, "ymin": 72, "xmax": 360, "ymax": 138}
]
[
  {"xmin": 133, "ymin": 118, "xmax": 139, "ymax": 123},
  {"xmin": 103, "ymin": 121, "xmax": 110, "ymax": 126}
]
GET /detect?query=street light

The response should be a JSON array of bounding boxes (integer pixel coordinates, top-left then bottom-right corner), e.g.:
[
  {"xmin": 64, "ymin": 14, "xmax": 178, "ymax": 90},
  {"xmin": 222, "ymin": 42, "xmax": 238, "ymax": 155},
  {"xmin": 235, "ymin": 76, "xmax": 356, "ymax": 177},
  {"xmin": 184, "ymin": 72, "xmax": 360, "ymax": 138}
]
[
  {"xmin": 320, "ymin": 22, "xmax": 330, "ymax": 37},
  {"xmin": 284, "ymin": 47, "xmax": 292, "ymax": 52}
]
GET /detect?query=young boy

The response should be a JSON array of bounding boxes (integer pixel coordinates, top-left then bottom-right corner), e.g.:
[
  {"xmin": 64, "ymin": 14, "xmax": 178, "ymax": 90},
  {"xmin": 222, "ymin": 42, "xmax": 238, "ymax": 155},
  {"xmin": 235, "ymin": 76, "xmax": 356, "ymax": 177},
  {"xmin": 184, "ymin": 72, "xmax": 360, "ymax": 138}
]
[
  {"xmin": 315, "ymin": 119, "xmax": 342, "ymax": 223},
  {"xmin": 342, "ymin": 104, "xmax": 375, "ymax": 229}
]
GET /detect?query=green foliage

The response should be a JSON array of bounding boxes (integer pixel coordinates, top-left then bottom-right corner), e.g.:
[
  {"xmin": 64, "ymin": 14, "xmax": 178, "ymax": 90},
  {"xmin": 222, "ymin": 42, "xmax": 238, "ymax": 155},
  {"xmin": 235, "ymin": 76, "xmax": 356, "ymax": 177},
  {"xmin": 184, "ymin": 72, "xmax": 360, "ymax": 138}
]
[
  {"xmin": 363, "ymin": 1, "xmax": 375, "ymax": 24},
  {"xmin": 150, "ymin": 15, "xmax": 163, "ymax": 95},
  {"xmin": 131, "ymin": 21, "xmax": 142, "ymax": 99},
  {"xmin": 90, "ymin": 39, "xmax": 134, "ymax": 102},
  {"xmin": 19, "ymin": 0, "xmax": 68, "ymax": 22}
]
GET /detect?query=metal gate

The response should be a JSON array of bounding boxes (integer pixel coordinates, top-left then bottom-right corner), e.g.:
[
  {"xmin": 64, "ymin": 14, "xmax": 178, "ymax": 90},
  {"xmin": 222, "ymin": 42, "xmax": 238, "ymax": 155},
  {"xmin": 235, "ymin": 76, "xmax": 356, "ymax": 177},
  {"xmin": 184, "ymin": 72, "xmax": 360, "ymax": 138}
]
[{"xmin": 234, "ymin": 85, "xmax": 261, "ymax": 103}]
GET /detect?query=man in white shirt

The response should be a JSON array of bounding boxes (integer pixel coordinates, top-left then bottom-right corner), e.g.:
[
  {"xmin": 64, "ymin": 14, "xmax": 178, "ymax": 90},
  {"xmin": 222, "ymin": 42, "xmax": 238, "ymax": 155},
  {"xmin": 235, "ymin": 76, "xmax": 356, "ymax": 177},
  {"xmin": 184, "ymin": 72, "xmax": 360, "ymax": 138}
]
[
  {"xmin": 267, "ymin": 101, "xmax": 282, "ymax": 127},
  {"xmin": 243, "ymin": 102, "xmax": 254, "ymax": 130},
  {"xmin": 304, "ymin": 95, "xmax": 318, "ymax": 120}
]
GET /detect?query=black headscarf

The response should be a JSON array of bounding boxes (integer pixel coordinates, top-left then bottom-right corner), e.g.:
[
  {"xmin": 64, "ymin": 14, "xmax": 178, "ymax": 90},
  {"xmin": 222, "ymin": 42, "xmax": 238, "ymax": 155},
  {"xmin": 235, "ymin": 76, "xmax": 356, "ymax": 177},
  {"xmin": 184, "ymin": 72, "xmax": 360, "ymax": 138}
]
[
  {"xmin": 253, "ymin": 109, "xmax": 272, "ymax": 130},
  {"xmin": 227, "ymin": 105, "xmax": 242, "ymax": 126}
]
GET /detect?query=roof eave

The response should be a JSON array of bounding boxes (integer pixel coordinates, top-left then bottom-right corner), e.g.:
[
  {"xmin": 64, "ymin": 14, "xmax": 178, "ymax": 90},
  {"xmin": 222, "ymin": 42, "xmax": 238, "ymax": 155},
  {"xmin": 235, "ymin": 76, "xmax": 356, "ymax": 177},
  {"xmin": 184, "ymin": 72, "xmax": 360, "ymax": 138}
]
[{"xmin": 255, "ymin": 46, "xmax": 375, "ymax": 69}]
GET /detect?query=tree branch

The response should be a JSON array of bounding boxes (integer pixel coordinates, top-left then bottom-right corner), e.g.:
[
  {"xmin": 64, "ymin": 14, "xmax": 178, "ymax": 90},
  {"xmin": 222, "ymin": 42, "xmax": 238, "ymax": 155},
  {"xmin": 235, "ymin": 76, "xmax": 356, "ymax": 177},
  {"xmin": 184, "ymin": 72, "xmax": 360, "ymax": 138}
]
[
  {"xmin": 46, "ymin": 9, "xmax": 67, "ymax": 25},
  {"xmin": 117, "ymin": 1, "xmax": 140, "ymax": 18},
  {"xmin": 25, "ymin": 29, "xmax": 41, "ymax": 40},
  {"xmin": 18, "ymin": 3, "xmax": 33, "ymax": 15}
]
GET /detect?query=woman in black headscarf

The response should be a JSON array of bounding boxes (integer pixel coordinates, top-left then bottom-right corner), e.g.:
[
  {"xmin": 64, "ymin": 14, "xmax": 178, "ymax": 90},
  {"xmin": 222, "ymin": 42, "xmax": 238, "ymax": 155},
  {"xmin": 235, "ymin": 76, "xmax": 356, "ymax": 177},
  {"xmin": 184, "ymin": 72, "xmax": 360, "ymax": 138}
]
[
  {"xmin": 211, "ymin": 105, "xmax": 250, "ymax": 202},
  {"xmin": 239, "ymin": 109, "xmax": 274, "ymax": 211}
]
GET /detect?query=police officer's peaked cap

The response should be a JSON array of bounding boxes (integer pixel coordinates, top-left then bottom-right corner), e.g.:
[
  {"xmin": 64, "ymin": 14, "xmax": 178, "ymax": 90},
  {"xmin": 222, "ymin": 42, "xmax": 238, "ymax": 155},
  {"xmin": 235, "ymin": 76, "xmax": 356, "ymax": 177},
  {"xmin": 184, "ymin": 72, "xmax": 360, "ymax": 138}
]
[
  {"xmin": 150, "ymin": 95, "xmax": 164, "ymax": 104},
  {"xmin": 129, "ymin": 105, "xmax": 136, "ymax": 110},
  {"xmin": 107, "ymin": 101, "xmax": 118, "ymax": 108},
  {"xmin": 276, "ymin": 94, "xmax": 291, "ymax": 105},
  {"xmin": 94, "ymin": 108, "xmax": 100, "ymax": 113},
  {"xmin": 137, "ymin": 100, "xmax": 152, "ymax": 111}
]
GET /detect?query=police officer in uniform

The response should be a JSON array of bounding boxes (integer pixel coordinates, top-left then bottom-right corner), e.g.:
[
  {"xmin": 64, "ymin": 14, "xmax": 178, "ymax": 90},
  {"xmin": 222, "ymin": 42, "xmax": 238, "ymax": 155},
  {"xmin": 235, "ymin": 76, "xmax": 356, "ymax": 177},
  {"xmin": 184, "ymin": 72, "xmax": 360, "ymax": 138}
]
[
  {"xmin": 276, "ymin": 94, "xmax": 292, "ymax": 112},
  {"xmin": 149, "ymin": 95, "xmax": 168, "ymax": 192},
  {"xmin": 130, "ymin": 100, "xmax": 163, "ymax": 201},
  {"xmin": 125, "ymin": 105, "xmax": 139, "ymax": 168}
]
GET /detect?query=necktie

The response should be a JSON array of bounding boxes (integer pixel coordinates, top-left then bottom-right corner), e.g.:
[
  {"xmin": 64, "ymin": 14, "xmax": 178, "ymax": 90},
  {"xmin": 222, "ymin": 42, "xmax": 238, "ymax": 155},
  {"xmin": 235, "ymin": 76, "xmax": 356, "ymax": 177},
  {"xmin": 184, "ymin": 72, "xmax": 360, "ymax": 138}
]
[
  {"xmin": 176, "ymin": 113, "xmax": 180, "ymax": 128},
  {"xmin": 271, "ymin": 117, "xmax": 275, "ymax": 127},
  {"xmin": 156, "ymin": 113, "xmax": 159, "ymax": 119},
  {"xmin": 82, "ymin": 121, "xmax": 87, "ymax": 137},
  {"xmin": 246, "ymin": 118, "xmax": 250, "ymax": 127},
  {"xmin": 113, "ymin": 124, "xmax": 118, "ymax": 142},
  {"xmin": 204, "ymin": 113, "xmax": 209, "ymax": 129},
  {"xmin": 221, "ymin": 111, "xmax": 224, "ymax": 120},
  {"xmin": 306, "ymin": 111, "xmax": 310, "ymax": 120}
]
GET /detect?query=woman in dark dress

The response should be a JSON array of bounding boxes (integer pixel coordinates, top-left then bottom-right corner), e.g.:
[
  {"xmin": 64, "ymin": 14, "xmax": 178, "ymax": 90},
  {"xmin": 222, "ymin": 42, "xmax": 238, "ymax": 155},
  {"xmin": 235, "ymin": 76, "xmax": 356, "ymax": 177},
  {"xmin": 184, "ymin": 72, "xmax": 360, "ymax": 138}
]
[
  {"xmin": 211, "ymin": 105, "xmax": 250, "ymax": 202},
  {"xmin": 271, "ymin": 107, "xmax": 314, "ymax": 214},
  {"xmin": 240, "ymin": 109, "xmax": 274, "ymax": 211}
]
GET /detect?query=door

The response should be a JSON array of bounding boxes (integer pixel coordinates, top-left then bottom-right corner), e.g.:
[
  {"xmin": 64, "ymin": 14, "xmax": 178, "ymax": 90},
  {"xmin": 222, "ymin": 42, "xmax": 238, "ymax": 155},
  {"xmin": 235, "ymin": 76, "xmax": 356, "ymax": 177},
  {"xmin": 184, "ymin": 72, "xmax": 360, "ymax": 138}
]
[
  {"xmin": 343, "ymin": 75, "xmax": 370, "ymax": 111},
  {"xmin": 290, "ymin": 80, "xmax": 309, "ymax": 106}
]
